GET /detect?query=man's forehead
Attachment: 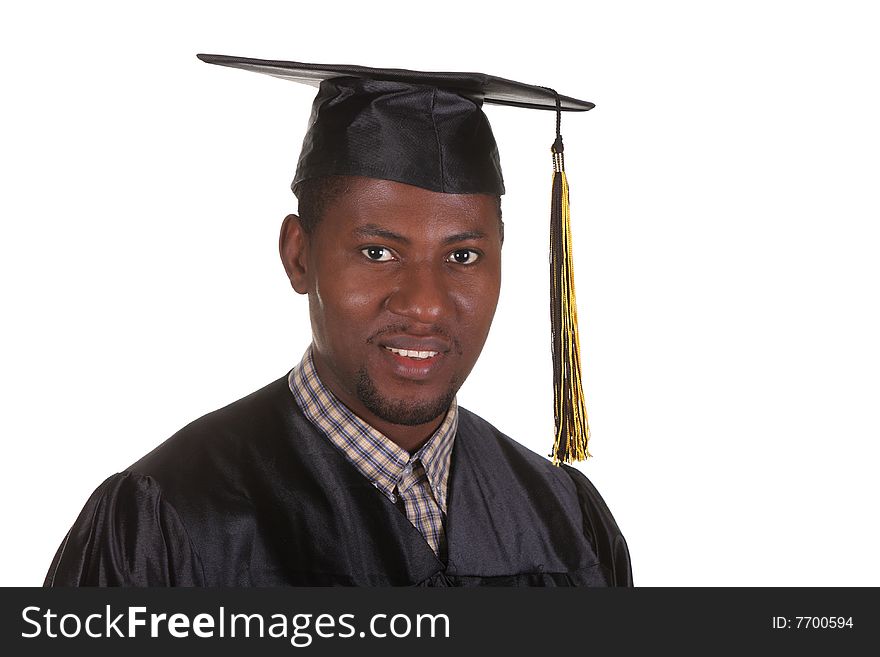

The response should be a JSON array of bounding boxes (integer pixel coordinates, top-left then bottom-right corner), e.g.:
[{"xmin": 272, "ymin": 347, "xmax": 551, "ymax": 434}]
[{"xmin": 324, "ymin": 179, "xmax": 498, "ymax": 240}]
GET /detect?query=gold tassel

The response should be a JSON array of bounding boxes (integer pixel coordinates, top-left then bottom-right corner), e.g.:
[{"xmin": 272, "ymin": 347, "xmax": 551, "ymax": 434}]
[{"xmin": 549, "ymin": 128, "xmax": 591, "ymax": 465}]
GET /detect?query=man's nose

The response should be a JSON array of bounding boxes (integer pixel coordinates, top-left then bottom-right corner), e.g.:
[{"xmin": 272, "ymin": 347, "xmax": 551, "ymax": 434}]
[{"xmin": 385, "ymin": 263, "xmax": 452, "ymax": 325}]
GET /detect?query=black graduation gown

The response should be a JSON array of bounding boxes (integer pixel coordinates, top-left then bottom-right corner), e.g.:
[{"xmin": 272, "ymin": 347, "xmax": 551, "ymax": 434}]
[{"xmin": 45, "ymin": 375, "xmax": 632, "ymax": 587}]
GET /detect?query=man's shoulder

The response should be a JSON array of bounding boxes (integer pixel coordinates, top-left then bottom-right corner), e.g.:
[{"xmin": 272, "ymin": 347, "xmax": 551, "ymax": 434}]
[
  {"xmin": 456, "ymin": 406, "xmax": 633, "ymax": 586},
  {"xmin": 171, "ymin": 374, "xmax": 295, "ymax": 440},
  {"xmin": 455, "ymin": 406, "xmax": 617, "ymax": 518},
  {"xmin": 456, "ymin": 406, "xmax": 568, "ymax": 480},
  {"xmin": 126, "ymin": 373, "xmax": 298, "ymax": 487}
]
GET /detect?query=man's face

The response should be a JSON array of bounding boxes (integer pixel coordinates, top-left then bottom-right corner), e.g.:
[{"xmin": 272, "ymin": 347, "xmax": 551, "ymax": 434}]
[{"xmin": 282, "ymin": 177, "xmax": 502, "ymax": 438}]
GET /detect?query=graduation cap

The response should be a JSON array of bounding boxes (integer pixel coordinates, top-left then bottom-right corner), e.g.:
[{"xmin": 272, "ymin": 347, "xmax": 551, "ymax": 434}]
[{"xmin": 198, "ymin": 54, "xmax": 594, "ymax": 464}]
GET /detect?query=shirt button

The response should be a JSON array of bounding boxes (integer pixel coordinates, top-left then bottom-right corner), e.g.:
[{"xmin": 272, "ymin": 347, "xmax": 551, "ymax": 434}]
[
  {"xmin": 389, "ymin": 493, "xmax": 397, "ymax": 503},
  {"xmin": 403, "ymin": 464, "xmax": 412, "ymax": 475}
]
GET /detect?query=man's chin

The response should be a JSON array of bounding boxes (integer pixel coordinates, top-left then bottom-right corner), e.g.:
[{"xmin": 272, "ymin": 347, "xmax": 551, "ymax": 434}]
[{"xmin": 355, "ymin": 369, "xmax": 457, "ymax": 427}]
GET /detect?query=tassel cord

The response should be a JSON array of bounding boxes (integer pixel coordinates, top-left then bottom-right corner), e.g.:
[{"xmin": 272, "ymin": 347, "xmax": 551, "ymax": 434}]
[{"xmin": 547, "ymin": 89, "xmax": 591, "ymax": 464}]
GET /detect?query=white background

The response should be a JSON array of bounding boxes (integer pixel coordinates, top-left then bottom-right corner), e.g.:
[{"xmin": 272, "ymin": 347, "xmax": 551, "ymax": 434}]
[{"xmin": 2, "ymin": 0, "xmax": 878, "ymax": 586}]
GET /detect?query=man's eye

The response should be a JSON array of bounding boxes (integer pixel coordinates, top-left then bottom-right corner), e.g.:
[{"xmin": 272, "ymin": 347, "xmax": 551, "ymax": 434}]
[
  {"xmin": 361, "ymin": 246, "xmax": 395, "ymax": 262},
  {"xmin": 447, "ymin": 249, "xmax": 480, "ymax": 265}
]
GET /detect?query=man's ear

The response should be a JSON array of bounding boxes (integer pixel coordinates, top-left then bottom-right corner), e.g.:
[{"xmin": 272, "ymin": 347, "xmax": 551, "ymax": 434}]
[{"xmin": 279, "ymin": 214, "xmax": 310, "ymax": 294}]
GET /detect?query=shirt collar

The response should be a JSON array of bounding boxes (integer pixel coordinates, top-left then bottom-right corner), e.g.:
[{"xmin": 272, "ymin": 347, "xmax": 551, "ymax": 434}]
[{"xmin": 288, "ymin": 346, "xmax": 457, "ymax": 511}]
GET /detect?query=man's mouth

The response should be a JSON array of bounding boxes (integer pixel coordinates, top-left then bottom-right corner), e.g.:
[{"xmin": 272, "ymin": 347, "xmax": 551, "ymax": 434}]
[
  {"xmin": 384, "ymin": 347, "xmax": 439, "ymax": 360},
  {"xmin": 375, "ymin": 336, "xmax": 450, "ymax": 381}
]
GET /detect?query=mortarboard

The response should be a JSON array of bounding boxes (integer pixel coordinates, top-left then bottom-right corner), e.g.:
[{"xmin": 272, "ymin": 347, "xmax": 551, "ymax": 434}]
[{"xmin": 198, "ymin": 54, "xmax": 594, "ymax": 464}]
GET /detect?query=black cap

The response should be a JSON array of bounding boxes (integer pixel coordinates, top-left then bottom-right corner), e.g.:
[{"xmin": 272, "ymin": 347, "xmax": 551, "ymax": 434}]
[{"xmin": 196, "ymin": 54, "xmax": 593, "ymax": 197}]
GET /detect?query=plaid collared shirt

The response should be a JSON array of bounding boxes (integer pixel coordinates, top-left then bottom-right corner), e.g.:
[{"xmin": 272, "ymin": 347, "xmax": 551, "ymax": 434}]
[{"xmin": 288, "ymin": 347, "xmax": 457, "ymax": 557}]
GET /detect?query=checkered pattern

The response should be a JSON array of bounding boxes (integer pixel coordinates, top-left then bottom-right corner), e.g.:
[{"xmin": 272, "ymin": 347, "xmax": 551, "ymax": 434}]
[{"xmin": 288, "ymin": 347, "xmax": 456, "ymax": 557}]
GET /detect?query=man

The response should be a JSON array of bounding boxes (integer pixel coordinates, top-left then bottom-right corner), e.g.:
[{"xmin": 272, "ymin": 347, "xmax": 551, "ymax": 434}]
[{"xmin": 45, "ymin": 56, "xmax": 632, "ymax": 587}]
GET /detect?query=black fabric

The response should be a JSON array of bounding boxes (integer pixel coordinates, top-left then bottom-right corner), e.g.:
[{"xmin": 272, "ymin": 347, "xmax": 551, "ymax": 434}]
[
  {"xmin": 45, "ymin": 376, "xmax": 632, "ymax": 587},
  {"xmin": 294, "ymin": 77, "xmax": 504, "ymax": 195},
  {"xmin": 196, "ymin": 54, "xmax": 595, "ymax": 112},
  {"xmin": 196, "ymin": 54, "xmax": 595, "ymax": 197}
]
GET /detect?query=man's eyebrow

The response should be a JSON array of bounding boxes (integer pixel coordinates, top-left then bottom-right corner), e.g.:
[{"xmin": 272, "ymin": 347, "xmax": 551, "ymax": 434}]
[
  {"xmin": 351, "ymin": 224, "xmax": 410, "ymax": 244},
  {"xmin": 442, "ymin": 230, "xmax": 488, "ymax": 246}
]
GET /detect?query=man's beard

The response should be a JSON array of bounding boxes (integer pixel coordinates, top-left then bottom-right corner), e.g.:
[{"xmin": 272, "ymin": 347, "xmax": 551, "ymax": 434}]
[{"xmin": 355, "ymin": 368, "xmax": 459, "ymax": 427}]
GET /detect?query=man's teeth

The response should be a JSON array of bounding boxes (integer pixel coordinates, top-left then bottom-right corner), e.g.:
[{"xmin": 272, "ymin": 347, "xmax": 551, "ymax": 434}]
[{"xmin": 385, "ymin": 347, "xmax": 438, "ymax": 360}]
